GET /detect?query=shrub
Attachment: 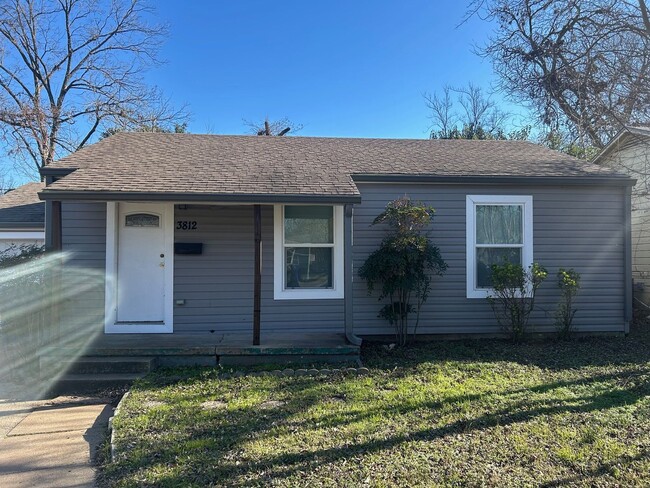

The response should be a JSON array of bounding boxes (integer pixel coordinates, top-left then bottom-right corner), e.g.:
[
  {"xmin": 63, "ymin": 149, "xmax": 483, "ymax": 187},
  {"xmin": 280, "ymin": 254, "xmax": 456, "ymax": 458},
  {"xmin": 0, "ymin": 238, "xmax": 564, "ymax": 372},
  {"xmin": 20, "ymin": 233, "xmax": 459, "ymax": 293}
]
[
  {"xmin": 487, "ymin": 262, "xmax": 547, "ymax": 342},
  {"xmin": 358, "ymin": 197, "xmax": 447, "ymax": 346},
  {"xmin": 555, "ymin": 268, "xmax": 581, "ymax": 339}
]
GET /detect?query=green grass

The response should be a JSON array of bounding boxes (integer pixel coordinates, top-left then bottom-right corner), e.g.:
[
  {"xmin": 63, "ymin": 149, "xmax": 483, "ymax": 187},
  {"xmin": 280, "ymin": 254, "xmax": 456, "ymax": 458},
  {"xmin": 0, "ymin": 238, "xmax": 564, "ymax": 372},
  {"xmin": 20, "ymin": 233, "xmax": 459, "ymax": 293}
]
[{"xmin": 99, "ymin": 327, "xmax": 650, "ymax": 487}]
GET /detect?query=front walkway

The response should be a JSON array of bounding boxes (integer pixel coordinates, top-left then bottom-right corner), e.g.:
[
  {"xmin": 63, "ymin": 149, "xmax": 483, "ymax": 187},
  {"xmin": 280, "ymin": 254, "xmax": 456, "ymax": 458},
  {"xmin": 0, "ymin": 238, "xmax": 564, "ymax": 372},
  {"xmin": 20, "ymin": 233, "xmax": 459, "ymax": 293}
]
[{"xmin": 0, "ymin": 391, "xmax": 112, "ymax": 488}]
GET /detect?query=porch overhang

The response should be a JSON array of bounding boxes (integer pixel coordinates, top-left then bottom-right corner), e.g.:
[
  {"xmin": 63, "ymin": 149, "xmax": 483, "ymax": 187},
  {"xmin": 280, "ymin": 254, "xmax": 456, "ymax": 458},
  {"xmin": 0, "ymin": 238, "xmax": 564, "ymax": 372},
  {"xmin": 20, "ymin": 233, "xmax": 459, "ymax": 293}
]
[{"xmin": 38, "ymin": 190, "xmax": 362, "ymax": 205}]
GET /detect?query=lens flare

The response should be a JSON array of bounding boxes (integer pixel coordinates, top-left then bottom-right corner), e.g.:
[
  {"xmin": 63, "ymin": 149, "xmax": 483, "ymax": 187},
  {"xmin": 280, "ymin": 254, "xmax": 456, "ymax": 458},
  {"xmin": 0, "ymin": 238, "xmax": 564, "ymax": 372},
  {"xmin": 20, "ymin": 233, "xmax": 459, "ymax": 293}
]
[{"xmin": 0, "ymin": 251, "xmax": 105, "ymax": 399}]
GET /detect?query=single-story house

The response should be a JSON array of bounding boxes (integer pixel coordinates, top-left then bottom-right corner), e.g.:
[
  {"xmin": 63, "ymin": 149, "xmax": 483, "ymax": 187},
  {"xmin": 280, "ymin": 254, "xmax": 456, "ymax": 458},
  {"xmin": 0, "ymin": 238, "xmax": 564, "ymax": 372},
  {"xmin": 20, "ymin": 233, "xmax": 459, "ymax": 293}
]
[
  {"xmin": 594, "ymin": 126, "xmax": 650, "ymax": 305},
  {"xmin": 0, "ymin": 182, "xmax": 45, "ymax": 254},
  {"xmin": 38, "ymin": 133, "xmax": 634, "ymax": 351}
]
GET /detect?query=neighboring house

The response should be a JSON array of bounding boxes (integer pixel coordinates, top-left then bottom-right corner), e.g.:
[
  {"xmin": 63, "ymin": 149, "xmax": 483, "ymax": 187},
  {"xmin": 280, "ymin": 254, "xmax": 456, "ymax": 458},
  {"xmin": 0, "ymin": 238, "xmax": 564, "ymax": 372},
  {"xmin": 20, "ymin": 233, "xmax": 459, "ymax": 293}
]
[
  {"xmin": 38, "ymin": 133, "xmax": 634, "ymax": 347},
  {"xmin": 0, "ymin": 182, "xmax": 45, "ymax": 254},
  {"xmin": 595, "ymin": 126, "xmax": 650, "ymax": 306}
]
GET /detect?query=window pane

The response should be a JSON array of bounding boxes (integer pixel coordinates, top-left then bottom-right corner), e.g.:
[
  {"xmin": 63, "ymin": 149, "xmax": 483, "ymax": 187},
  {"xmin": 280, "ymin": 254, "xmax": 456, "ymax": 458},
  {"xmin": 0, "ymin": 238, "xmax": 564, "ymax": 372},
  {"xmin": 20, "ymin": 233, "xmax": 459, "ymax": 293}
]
[
  {"xmin": 125, "ymin": 213, "xmax": 159, "ymax": 227},
  {"xmin": 476, "ymin": 205, "xmax": 522, "ymax": 244},
  {"xmin": 476, "ymin": 247, "xmax": 522, "ymax": 288},
  {"xmin": 285, "ymin": 206, "xmax": 333, "ymax": 244},
  {"xmin": 285, "ymin": 247, "xmax": 333, "ymax": 289}
]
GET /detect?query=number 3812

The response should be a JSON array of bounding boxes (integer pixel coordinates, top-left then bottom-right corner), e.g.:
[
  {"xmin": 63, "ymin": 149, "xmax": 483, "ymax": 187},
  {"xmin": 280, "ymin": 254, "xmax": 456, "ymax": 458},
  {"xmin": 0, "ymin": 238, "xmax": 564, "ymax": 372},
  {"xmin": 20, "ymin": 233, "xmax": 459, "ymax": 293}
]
[{"xmin": 176, "ymin": 221, "xmax": 197, "ymax": 230}]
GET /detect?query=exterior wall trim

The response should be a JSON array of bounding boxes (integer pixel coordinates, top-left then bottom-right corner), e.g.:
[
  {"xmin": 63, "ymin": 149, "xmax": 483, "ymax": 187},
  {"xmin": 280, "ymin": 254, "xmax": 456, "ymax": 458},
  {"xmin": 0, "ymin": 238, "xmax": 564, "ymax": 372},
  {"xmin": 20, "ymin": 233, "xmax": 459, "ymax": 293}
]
[
  {"xmin": 0, "ymin": 230, "xmax": 45, "ymax": 239},
  {"xmin": 104, "ymin": 202, "xmax": 174, "ymax": 334},
  {"xmin": 624, "ymin": 185, "xmax": 632, "ymax": 334},
  {"xmin": 273, "ymin": 204, "xmax": 345, "ymax": 300},
  {"xmin": 465, "ymin": 195, "xmax": 534, "ymax": 299}
]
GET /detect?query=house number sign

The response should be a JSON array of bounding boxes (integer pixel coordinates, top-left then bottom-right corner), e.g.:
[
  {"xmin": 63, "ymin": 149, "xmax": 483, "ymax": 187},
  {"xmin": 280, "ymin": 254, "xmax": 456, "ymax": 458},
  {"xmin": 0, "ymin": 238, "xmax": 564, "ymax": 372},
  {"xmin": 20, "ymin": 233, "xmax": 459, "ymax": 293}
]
[{"xmin": 176, "ymin": 220, "xmax": 198, "ymax": 230}]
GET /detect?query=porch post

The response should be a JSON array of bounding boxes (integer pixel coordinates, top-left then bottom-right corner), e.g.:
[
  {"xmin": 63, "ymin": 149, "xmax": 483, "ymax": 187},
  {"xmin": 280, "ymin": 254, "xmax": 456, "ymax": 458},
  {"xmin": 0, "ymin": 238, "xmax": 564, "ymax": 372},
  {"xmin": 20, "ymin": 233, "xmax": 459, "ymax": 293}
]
[
  {"xmin": 344, "ymin": 204, "xmax": 362, "ymax": 345},
  {"xmin": 253, "ymin": 204, "xmax": 262, "ymax": 345},
  {"xmin": 45, "ymin": 200, "xmax": 62, "ymax": 251}
]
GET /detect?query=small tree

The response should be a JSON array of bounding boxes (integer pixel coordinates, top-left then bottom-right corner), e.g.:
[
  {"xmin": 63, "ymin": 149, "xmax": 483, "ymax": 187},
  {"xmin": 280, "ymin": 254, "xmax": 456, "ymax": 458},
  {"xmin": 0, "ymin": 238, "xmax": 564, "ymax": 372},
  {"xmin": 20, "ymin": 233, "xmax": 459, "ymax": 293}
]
[
  {"xmin": 487, "ymin": 262, "xmax": 547, "ymax": 342},
  {"xmin": 358, "ymin": 197, "xmax": 447, "ymax": 346},
  {"xmin": 555, "ymin": 268, "xmax": 581, "ymax": 340}
]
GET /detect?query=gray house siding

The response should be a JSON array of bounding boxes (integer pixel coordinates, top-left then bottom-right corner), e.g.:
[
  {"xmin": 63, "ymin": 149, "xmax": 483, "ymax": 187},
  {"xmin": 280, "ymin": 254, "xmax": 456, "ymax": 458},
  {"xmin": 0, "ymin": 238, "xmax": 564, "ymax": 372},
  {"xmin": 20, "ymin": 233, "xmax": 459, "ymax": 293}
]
[
  {"xmin": 352, "ymin": 183, "xmax": 626, "ymax": 335},
  {"xmin": 173, "ymin": 204, "xmax": 344, "ymax": 334},
  {"xmin": 57, "ymin": 183, "xmax": 627, "ymax": 337},
  {"xmin": 60, "ymin": 201, "xmax": 106, "ymax": 329},
  {"xmin": 599, "ymin": 136, "xmax": 650, "ymax": 304}
]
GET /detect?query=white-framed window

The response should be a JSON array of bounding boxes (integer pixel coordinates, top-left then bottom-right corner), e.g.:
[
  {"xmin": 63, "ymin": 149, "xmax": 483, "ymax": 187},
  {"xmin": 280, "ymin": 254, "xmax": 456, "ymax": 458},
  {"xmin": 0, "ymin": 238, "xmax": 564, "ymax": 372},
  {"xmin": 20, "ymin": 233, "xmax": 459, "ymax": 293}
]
[
  {"xmin": 466, "ymin": 195, "xmax": 533, "ymax": 298},
  {"xmin": 273, "ymin": 204, "xmax": 344, "ymax": 300}
]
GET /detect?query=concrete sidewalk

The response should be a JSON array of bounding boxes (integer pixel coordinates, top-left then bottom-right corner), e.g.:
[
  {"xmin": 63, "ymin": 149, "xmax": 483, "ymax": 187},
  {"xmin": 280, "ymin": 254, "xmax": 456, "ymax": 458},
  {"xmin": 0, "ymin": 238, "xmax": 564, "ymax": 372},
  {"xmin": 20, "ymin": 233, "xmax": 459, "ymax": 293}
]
[{"xmin": 0, "ymin": 394, "xmax": 113, "ymax": 488}]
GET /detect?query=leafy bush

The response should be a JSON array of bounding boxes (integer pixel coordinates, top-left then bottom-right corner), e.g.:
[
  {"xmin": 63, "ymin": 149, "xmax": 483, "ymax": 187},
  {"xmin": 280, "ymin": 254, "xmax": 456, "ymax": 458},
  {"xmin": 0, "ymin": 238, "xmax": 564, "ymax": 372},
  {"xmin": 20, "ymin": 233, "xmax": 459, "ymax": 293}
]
[
  {"xmin": 358, "ymin": 197, "xmax": 447, "ymax": 346},
  {"xmin": 555, "ymin": 268, "xmax": 581, "ymax": 339},
  {"xmin": 487, "ymin": 262, "xmax": 547, "ymax": 342}
]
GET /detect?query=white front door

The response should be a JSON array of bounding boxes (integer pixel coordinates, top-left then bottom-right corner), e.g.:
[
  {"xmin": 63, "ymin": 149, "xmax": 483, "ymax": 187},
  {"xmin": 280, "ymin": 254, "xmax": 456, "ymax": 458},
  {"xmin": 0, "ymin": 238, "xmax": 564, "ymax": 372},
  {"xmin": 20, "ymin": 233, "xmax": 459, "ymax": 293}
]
[{"xmin": 105, "ymin": 202, "xmax": 173, "ymax": 333}]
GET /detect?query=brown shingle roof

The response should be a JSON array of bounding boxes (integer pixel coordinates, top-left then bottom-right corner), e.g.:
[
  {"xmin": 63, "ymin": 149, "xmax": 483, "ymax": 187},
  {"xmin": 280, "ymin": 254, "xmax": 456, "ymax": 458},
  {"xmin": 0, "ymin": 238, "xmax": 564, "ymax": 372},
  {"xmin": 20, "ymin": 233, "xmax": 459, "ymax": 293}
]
[
  {"xmin": 0, "ymin": 182, "xmax": 45, "ymax": 226},
  {"xmin": 42, "ymin": 133, "xmax": 631, "ymax": 200}
]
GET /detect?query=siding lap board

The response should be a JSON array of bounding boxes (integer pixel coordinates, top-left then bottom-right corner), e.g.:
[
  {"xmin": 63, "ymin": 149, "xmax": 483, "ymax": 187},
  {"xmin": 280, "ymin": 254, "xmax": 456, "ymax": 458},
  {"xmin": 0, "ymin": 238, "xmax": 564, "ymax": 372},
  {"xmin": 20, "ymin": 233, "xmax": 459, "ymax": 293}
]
[
  {"xmin": 174, "ymin": 205, "xmax": 344, "ymax": 334},
  {"xmin": 60, "ymin": 201, "xmax": 106, "ymax": 329},
  {"xmin": 352, "ymin": 183, "xmax": 625, "ymax": 335},
  {"xmin": 58, "ymin": 183, "xmax": 626, "ymax": 337}
]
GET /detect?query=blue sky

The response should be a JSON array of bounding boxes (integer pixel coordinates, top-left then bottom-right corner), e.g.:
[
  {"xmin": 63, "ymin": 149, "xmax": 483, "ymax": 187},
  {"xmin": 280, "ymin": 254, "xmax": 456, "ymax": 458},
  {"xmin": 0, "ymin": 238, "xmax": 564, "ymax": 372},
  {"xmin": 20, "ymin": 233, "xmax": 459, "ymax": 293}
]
[
  {"xmin": 149, "ymin": 0, "xmax": 519, "ymax": 139},
  {"xmin": 5, "ymin": 0, "xmax": 528, "ymax": 184}
]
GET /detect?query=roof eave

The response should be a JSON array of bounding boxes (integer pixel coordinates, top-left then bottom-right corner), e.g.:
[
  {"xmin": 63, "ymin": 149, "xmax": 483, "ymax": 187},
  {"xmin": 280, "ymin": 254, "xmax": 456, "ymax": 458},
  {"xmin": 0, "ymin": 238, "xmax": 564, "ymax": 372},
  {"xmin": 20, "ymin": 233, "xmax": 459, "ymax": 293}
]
[
  {"xmin": 593, "ymin": 127, "xmax": 650, "ymax": 165},
  {"xmin": 37, "ymin": 190, "xmax": 362, "ymax": 204},
  {"xmin": 0, "ymin": 222, "xmax": 44, "ymax": 229},
  {"xmin": 40, "ymin": 167, "xmax": 76, "ymax": 177},
  {"xmin": 352, "ymin": 174, "xmax": 637, "ymax": 187}
]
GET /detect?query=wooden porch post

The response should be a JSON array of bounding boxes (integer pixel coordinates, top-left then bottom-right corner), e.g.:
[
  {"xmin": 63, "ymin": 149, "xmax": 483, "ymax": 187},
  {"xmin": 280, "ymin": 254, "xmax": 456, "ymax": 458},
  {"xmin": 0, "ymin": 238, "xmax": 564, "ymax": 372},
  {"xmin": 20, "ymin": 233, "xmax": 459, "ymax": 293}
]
[
  {"xmin": 51, "ymin": 201, "xmax": 62, "ymax": 251},
  {"xmin": 253, "ymin": 204, "xmax": 262, "ymax": 345}
]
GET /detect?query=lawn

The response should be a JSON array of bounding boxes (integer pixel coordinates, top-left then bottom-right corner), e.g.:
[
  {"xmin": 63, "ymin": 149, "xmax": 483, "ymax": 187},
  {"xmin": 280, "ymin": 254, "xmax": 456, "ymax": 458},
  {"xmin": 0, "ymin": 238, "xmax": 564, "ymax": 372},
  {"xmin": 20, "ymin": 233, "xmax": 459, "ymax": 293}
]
[{"xmin": 100, "ymin": 327, "xmax": 650, "ymax": 487}]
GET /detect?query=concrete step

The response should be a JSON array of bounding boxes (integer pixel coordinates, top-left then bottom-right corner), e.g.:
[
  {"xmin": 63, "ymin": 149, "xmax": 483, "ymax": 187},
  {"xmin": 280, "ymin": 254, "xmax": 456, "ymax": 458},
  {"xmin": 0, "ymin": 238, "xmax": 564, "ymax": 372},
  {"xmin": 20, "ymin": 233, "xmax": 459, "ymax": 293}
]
[
  {"xmin": 50, "ymin": 372, "xmax": 146, "ymax": 395},
  {"xmin": 67, "ymin": 356, "xmax": 155, "ymax": 374},
  {"xmin": 41, "ymin": 356, "xmax": 155, "ymax": 375}
]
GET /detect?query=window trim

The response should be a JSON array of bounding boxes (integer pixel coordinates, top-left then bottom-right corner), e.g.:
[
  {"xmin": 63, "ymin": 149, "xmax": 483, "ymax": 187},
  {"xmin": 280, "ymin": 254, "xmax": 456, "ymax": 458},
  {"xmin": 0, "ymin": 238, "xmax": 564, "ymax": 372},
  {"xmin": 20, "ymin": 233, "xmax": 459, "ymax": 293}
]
[
  {"xmin": 466, "ymin": 195, "xmax": 533, "ymax": 298},
  {"xmin": 273, "ymin": 204, "xmax": 344, "ymax": 300}
]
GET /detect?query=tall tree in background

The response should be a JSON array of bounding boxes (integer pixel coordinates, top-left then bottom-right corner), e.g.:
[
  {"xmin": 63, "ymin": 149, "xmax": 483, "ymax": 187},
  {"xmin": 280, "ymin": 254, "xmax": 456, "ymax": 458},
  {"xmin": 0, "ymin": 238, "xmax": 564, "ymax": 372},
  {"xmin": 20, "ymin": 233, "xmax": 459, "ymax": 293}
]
[
  {"xmin": 468, "ymin": 0, "xmax": 650, "ymax": 153},
  {"xmin": 425, "ymin": 83, "xmax": 529, "ymax": 140},
  {"xmin": 0, "ymin": 0, "xmax": 187, "ymax": 176}
]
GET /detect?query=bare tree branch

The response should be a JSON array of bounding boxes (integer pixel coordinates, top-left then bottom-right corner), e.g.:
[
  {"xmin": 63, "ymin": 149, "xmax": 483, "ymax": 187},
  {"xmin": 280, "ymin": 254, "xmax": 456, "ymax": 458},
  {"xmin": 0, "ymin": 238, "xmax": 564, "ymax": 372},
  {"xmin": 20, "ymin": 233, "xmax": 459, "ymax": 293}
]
[
  {"xmin": 470, "ymin": 0, "xmax": 650, "ymax": 152},
  {"xmin": 0, "ymin": 0, "xmax": 188, "ymax": 176}
]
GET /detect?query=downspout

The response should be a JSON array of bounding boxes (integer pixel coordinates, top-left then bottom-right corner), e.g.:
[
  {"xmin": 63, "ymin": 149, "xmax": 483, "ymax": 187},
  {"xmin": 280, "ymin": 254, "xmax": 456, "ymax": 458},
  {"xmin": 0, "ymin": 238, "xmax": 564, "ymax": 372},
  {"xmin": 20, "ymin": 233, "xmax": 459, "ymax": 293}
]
[
  {"xmin": 253, "ymin": 205, "xmax": 262, "ymax": 345},
  {"xmin": 624, "ymin": 185, "xmax": 633, "ymax": 334},
  {"xmin": 344, "ymin": 204, "xmax": 362, "ymax": 346}
]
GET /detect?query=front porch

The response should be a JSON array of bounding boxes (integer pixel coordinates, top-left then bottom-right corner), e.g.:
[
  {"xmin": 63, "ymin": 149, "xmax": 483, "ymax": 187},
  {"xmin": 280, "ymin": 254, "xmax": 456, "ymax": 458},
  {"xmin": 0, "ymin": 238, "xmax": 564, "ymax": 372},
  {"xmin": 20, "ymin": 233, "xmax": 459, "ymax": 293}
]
[{"xmin": 58, "ymin": 331, "xmax": 360, "ymax": 367}]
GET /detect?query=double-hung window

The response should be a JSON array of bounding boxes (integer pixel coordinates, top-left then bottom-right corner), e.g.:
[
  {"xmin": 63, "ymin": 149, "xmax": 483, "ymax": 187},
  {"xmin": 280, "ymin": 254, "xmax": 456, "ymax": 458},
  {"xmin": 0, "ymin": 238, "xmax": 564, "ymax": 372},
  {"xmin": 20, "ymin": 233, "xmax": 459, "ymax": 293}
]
[
  {"xmin": 466, "ymin": 195, "xmax": 533, "ymax": 298},
  {"xmin": 274, "ymin": 205, "xmax": 344, "ymax": 299}
]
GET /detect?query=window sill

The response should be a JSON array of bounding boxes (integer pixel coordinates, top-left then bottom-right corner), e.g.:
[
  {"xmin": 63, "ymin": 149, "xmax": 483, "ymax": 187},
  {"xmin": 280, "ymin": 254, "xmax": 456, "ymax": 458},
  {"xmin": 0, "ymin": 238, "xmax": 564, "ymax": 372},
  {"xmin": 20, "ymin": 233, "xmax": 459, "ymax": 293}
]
[{"xmin": 274, "ymin": 288, "xmax": 344, "ymax": 300}]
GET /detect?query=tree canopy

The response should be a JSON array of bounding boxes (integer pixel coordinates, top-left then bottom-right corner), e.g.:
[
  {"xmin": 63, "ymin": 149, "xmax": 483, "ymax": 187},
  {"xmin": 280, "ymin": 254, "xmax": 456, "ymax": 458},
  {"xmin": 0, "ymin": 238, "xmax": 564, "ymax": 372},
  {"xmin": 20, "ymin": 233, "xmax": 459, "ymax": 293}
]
[
  {"xmin": 469, "ymin": 0, "xmax": 650, "ymax": 151},
  {"xmin": 425, "ymin": 83, "xmax": 530, "ymax": 140},
  {"xmin": 0, "ymin": 0, "xmax": 187, "ymax": 175}
]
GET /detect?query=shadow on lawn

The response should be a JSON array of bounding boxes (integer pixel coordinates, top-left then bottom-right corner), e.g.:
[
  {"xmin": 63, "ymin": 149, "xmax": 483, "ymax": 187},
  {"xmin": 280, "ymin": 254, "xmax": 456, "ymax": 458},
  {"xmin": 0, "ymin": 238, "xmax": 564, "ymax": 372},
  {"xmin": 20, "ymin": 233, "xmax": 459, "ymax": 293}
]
[
  {"xmin": 103, "ymin": 328, "xmax": 650, "ymax": 487},
  {"xmin": 363, "ymin": 322, "xmax": 650, "ymax": 372},
  {"xmin": 210, "ymin": 372, "xmax": 648, "ymax": 484}
]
